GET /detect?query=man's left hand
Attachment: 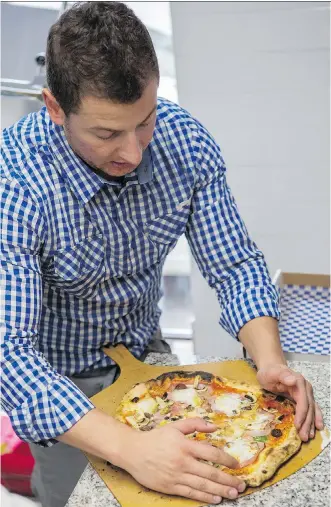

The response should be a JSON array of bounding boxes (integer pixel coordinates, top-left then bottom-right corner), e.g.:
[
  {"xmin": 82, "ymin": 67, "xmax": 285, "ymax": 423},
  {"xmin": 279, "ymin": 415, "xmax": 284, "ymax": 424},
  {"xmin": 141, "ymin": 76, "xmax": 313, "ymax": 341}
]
[{"xmin": 257, "ymin": 364, "xmax": 324, "ymax": 441}]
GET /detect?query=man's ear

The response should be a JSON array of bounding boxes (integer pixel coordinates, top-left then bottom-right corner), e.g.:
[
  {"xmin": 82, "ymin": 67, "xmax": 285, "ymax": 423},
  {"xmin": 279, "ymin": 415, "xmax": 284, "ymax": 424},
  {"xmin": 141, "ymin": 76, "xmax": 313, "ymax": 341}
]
[{"xmin": 42, "ymin": 89, "xmax": 66, "ymax": 126}]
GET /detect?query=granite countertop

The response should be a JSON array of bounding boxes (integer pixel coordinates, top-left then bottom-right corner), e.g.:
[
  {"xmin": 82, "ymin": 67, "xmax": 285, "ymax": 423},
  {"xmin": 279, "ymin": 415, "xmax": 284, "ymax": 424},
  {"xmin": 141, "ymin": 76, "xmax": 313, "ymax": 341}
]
[{"xmin": 66, "ymin": 354, "xmax": 330, "ymax": 507}]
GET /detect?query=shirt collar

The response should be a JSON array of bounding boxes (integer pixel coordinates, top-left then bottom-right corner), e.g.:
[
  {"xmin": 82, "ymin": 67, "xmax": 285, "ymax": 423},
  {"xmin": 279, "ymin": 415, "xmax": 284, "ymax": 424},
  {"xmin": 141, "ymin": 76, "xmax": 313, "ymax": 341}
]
[
  {"xmin": 137, "ymin": 147, "xmax": 153, "ymax": 184},
  {"xmin": 47, "ymin": 113, "xmax": 153, "ymax": 205},
  {"xmin": 101, "ymin": 146, "xmax": 153, "ymax": 188}
]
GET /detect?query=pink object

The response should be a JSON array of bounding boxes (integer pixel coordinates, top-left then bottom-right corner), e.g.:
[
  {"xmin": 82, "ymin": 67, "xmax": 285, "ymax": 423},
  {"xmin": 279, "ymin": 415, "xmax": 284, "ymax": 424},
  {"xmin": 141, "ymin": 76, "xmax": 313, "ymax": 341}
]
[
  {"xmin": 1, "ymin": 414, "xmax": 35, "ymax": 496},
  {"xmin": 1, "ymin": 415, "xmax": 22, "ymax": 454}
]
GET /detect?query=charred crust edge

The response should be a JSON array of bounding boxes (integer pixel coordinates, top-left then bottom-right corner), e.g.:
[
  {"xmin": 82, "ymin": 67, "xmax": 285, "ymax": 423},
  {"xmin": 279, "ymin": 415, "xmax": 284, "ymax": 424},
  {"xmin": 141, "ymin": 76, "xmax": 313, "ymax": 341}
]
[{"xmin": 154, "ymin": 371, "xmax": 216, "ymax": 383}]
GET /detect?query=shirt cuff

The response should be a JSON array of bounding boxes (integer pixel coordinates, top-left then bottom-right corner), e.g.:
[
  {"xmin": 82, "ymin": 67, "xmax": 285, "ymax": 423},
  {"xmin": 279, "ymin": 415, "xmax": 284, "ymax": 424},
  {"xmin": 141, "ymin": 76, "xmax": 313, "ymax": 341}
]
[
  {"xmin": 219, "ymin": 285, "xmax": 280, "ymax": 339},
  {"xmin": 8, "ymin": 375, "xmax": 95, "ymax": 447}
]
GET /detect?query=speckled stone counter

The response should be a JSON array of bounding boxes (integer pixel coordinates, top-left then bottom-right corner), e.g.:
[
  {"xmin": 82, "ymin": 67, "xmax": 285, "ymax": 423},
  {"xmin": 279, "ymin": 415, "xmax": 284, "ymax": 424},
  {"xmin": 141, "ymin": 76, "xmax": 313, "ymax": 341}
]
[{"xmin": 66, "ymin": 354, "xmax": 330, "ymax": 507}]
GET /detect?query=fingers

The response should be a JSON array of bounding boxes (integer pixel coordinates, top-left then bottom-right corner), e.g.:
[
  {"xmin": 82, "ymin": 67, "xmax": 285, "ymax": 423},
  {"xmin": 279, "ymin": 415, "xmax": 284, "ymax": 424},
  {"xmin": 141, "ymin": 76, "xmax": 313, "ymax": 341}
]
[
  {"xmin": 262, "ymin": 367, "xmax": 311, "ymax": 439},
  {"xmin": 276, "ymin": 382, "xmax": 285, "ymax": 392},
  {"xmin": 187, "ymin": 459, "xmax": 246, "ymax": 491},
  {"xmin": 187, "ymin": 440, "xmax": 239, "ymax": 469},
  {"xmin": 314, "ymin": 402, "xmax": 324, "ymax": 430},
  {"xmin": 172, "ymin": 484, "xmax": 222, "ymax": 505},
  {"xmin": 308, "ymin": 384, "xmax": 316, "ymax": 439},
  {"xmin": 282, "ymin": 375, "xmax": 323, "ymax": 440},
  {"xmin": 294, "ymin": 381, "xmax": 324, "ymax": 441},
  {"xmin": 257, "ymin": 364, "xmax": 288, "ymax": 385},
  {"xmin": 173, "ymin": 418, "xmax": 217, "ymax": 436},
  {"xmin": 298, "ymin": 381, "xmax": 315, "ymax": 441},
  {"xmin": 177, "ymin": 473, "xmax": 244, "ymax": 501},
  {"xmin": 278, "ymin": 369, "xmax": 297, "ymax": 386},
  {"xmin": 291, "ymin": 375, "xmax": 309, "ymax": 430},
  {"xmin": 257, "ymin": 365, "xmax": 324, "ymax": 439}
]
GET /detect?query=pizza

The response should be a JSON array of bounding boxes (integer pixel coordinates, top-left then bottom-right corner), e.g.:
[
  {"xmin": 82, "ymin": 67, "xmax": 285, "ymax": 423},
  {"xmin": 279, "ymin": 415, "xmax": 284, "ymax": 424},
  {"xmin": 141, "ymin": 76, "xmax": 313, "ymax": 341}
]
[{"xmin": 115, "ymin": 370, "xmax": 302, "ymax": 487}]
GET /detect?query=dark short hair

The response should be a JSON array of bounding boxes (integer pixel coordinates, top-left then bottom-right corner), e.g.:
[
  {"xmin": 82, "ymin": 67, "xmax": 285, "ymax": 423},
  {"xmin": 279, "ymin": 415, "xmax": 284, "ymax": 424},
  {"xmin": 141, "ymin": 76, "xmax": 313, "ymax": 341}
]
[{"xmin": 46, "ymin": 1, "xmax": 159, "ymax": 115}]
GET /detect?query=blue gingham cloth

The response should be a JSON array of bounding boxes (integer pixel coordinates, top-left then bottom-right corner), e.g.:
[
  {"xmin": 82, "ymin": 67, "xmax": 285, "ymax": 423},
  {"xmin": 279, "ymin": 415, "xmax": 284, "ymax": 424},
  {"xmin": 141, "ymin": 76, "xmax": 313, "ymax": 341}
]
[
  {"xmin": 279, "ymin": 284, "xmax": 330, "ymax": 355},
  {"xmin": 1, "ymin": 99, "xmax": 279, "ymax": 445}
]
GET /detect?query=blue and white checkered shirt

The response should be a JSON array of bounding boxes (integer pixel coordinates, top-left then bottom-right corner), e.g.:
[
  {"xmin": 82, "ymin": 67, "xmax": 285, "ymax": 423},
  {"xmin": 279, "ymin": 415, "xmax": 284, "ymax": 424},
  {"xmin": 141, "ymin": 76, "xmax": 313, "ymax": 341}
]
[{"xmin": 1, "ymin": 98, "xmax": 280, "ymax": 446}]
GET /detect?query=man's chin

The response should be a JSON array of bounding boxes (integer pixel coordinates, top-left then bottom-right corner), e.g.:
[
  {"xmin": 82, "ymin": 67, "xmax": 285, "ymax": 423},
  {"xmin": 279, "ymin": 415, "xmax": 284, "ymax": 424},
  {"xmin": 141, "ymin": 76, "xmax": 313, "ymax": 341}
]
[
  {"xmin": 86, "ymin": 161, "xmax": 136, "ymax": 181},
  {"xmin": 102, "ymin": 167, "xmax": 135, "ymax": 177},
  {"xmin": 81, "ymin": 158, "xmax": 134, "ymax": 179},
  {"xmin": 102, "ymin": 163, "xmax": 137, "ymax": 177}
]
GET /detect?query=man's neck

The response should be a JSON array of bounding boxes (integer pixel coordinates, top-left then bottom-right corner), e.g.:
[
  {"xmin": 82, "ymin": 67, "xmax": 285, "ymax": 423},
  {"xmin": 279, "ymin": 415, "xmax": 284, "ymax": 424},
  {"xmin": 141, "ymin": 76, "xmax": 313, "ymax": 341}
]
[
  {"xmin": 75, "ymin": 152, "xmax": 127, "ymax": 184},
  {"xmin": 87, "ymin": 164, "xmax": 125, "ymax": 184}
]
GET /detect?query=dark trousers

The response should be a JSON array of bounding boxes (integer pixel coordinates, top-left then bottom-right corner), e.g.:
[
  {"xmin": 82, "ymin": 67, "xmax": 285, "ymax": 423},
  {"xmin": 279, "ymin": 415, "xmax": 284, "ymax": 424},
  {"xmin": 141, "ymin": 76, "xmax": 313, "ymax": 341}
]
[{"xmin": 30, "ymin": 334, "xmax": 171, "ymax": 507}]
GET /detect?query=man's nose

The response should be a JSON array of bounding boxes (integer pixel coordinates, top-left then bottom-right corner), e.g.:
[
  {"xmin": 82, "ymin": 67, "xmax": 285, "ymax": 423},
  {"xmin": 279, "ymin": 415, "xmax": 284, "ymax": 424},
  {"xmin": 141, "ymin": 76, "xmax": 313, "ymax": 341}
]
[{"xmin": 118, "ymin": 132, "xmax": 142, "ymax": 167}]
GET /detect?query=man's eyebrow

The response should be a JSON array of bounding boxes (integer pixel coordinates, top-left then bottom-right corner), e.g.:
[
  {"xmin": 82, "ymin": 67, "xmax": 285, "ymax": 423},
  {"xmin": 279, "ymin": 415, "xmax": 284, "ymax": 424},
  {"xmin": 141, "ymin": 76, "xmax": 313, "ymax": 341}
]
[
  {"xmin": 90, "ymin": 105, "xmax": 157, "ymax": 133},
  {"xmin": 141, "ymin": 105, "xmax": 157, "ymax": 124}
]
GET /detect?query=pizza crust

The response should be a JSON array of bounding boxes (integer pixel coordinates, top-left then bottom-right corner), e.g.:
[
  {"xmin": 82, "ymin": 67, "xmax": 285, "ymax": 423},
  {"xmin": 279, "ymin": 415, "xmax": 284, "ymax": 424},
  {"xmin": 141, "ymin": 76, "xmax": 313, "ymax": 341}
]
[
  {"xmin": 116, "ymin": 370, "xmax": 302, "ymax": 488},
  {"xmin": 238, "ymin": 426, "xmax": 302, "ymax": 486},
  {"xmin": 149, "ymin": 370, "xmax": 215, "ymax": 386},
  {"xmin": 215, "ymin": 378, "xmax": 261, "ymax": 394}
]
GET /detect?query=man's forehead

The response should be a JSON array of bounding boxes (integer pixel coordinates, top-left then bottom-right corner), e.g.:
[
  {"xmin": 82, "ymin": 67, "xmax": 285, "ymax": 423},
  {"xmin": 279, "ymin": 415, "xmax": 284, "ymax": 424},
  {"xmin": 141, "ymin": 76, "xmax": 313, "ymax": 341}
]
[
  {"xmin": 76, "ymin": 79, "xmax": 158, "ymax": 122},
  {"xmin": 79, "ymin": 101, "xmax": 157, "ymax": 130},
  {"xmin": 76, "ymin": 96, "xmax": 157, "ymax": 130},
  {"xmin": 77, "ymin": 96, "xmax": 134, "ymax": 120}
]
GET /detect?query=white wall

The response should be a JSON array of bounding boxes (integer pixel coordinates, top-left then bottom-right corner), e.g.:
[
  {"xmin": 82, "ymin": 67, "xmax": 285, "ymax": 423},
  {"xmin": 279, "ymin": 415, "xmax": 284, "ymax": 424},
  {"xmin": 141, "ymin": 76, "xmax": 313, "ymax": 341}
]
[
  {"xmin": 171, "ymin": 2, "xmax": 330, "ymax": 356},
  {"xmin": 1, "ymin": 3, "xmax": 58, "ymax": 80}
]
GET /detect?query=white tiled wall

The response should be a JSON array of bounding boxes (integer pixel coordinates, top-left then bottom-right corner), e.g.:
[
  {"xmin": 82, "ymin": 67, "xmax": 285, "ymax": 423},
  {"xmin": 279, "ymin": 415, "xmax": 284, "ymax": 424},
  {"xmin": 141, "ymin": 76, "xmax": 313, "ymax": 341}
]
[{"xmin": 171, "ymin": 2, "xmax": 330, "ymax": 355}]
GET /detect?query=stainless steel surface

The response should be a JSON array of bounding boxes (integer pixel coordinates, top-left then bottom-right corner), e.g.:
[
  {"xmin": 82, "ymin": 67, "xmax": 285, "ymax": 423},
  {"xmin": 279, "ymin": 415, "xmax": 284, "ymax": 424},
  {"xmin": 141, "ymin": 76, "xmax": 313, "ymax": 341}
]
[
  {"xmin": 1, "ymin": 51, "xmax": 45, "ymax": 129},
  {"xmin": 1, "ymin": 85, "xmax": 42, "ymax": 99},
  {"xmin": 1, "ymin": 80, "xmax": 43, "ymax": 129}
]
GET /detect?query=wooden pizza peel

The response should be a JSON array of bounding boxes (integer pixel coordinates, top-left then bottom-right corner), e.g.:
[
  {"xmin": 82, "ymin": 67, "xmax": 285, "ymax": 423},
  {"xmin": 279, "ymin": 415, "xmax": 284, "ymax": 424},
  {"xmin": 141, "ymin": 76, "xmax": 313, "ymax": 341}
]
[{"xmin": 85, "ymin": 344, "xmax": 330, "ymax": 507}]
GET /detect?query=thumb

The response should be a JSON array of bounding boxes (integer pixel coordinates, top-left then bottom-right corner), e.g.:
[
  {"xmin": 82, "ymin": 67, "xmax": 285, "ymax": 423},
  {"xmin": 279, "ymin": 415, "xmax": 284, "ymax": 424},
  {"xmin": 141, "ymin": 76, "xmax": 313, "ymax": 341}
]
[
  {"xmin": 171, "ymin": 417, "xmax": 217, "ymax": 435},
  {"xmin": 257, "ymin": 364, "xmax": 287, "ymax": 384},
  {"xmin": 257, "ymin": 365, "xmax": 297, "ymax": 387}
]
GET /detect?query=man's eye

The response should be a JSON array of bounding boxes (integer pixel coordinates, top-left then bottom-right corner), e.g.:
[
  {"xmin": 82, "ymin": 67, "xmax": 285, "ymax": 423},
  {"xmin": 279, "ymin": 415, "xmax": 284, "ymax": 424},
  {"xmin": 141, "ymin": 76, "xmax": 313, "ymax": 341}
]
[
  {"xmin": 138, "ymin": 122, "xmax": 150, "ymax": 129},
  {"xmin": 96, "ymin": 133, "xmax": 114, "ymax": 140}
]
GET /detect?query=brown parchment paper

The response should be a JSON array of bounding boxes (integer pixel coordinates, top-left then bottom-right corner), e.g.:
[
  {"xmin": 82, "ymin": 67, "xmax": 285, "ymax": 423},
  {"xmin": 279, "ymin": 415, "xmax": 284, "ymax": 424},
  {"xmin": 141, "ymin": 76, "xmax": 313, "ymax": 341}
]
[{"xmin": 86, "ymin": 345, "xmax": 329, "ymax": 507}]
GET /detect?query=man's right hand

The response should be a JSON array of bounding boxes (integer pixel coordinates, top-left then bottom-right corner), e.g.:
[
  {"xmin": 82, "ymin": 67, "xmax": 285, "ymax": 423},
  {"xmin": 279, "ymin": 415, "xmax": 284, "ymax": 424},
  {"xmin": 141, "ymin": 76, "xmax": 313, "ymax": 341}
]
[
  {"xmin": 58, "ymin": 409, "xmax": 246, "ymax": 504},
  {"xmin": 117, "ymin": 418, "xmax": 246, "ymax": 504}
]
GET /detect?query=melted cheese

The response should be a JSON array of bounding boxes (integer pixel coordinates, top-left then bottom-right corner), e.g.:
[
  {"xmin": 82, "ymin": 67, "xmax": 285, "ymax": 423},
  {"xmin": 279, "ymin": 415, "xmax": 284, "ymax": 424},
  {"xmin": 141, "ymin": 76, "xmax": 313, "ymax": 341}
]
[
  {"xmin": 169, "ymin": 388, "xmax": 202, "ymax": 407},
  {"xmin": 135, "ymin": 397, "xmax": 158, "ymax": 415},
  {"xmin": 125, "ymin": 416, "xmax": 140, "ymax": 428},
  {"xmin": 123, "ymin": 396, "xmax": 158, "ymax": 418},
  {"xmin": 248, "ymin": 411, "xmax": 274, "ymax": 430},
  {"xmin": 255, "ymin": 412, "xmax": 272, "ymax": 424},
  {"xmin": 225, "ymin": 440, "xmax": 257, "ymax": 463},
  {"xmin": 222, "ymin": 424, "xmax": 245, "ymax": 442},
  {"xmin": 213, "ymin": 393, "xmax": 242, "ymax": 416},
  {"xmin": 127, "ymin": 383, "xmax": 148, "ymax": 400}
]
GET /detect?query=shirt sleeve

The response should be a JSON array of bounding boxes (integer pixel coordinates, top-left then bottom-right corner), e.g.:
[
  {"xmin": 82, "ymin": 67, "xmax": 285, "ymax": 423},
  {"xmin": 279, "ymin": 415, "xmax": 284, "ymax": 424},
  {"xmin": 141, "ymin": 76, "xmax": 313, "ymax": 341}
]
[
  {"xmin": 0, "ymin": 179, "xmax": 94, "ymax": 447},
  {"xmin": 185, "ymin": 122, "xmax": 280, "ymax": 338}
]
